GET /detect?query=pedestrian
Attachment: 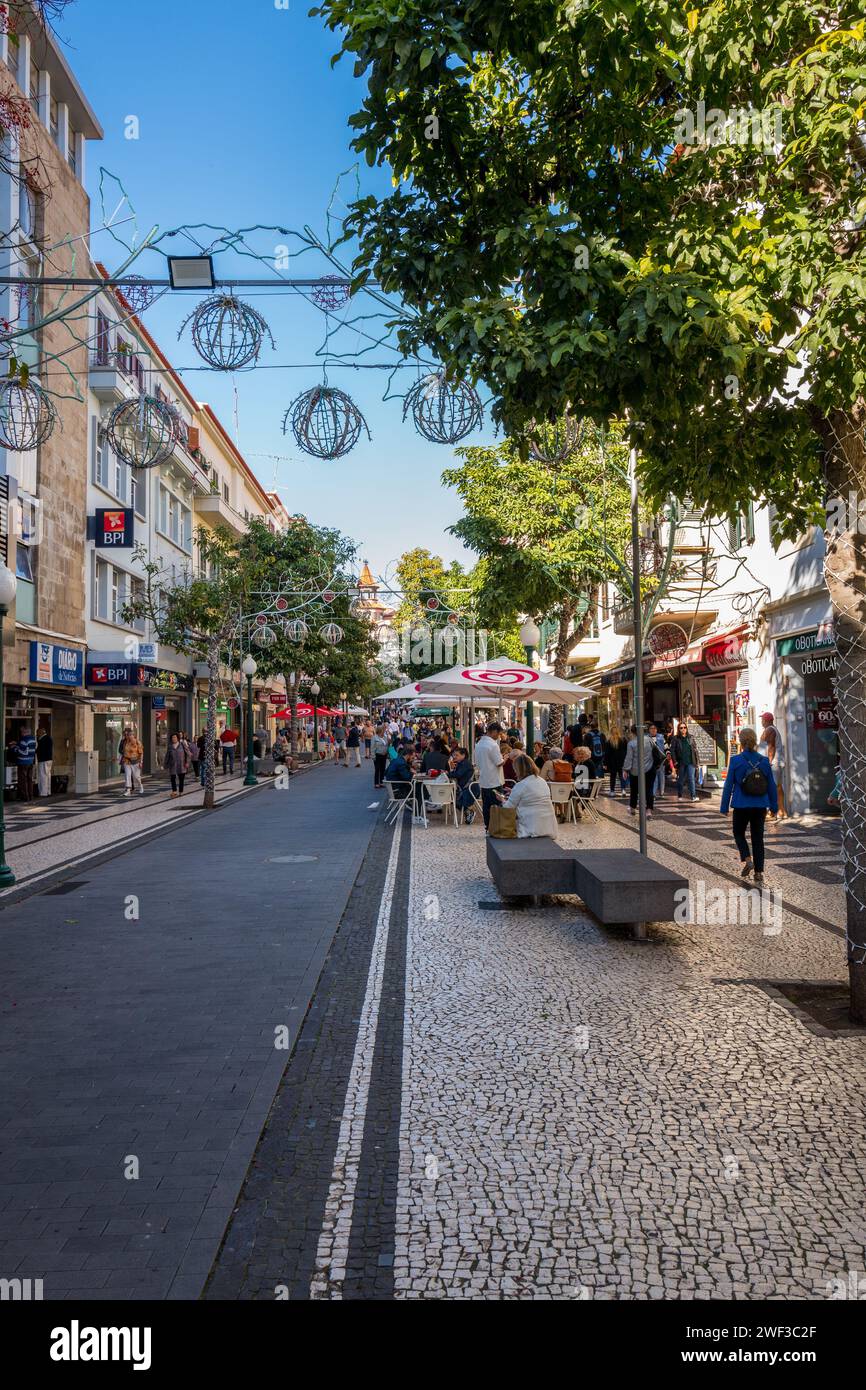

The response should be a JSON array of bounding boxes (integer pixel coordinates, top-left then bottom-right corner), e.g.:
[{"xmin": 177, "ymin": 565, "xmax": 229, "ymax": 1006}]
[
  {"xmin": 604, "ymin": 725, "xmax": 628, "ymax": 795},
  {"xmin": 584, "ymin": 718, "xmax": 607, "ymax": 781},
  {"xmin": 671, "ymin": 720, "xmax": 700, "ymax": 801},
  {"xmin": 219, "ymin": 723, "xmax": 239, "ymax": 775},
  {"xmin": 371, "ymin": 724, "xmax": 389, "ymax": 788},
  {"xmin": 623, "ymin": 723, "xmax": 656, "ymax": 817},
  {"xmin": 346, "ymin": 718, "xmax": 362, "ymax": 767},
  {"xmin": 188, "ymin": 731, "xmax": 201, "ymax": 781},
  {"xmin": 362, "ymin": 717, "xmax": 374, "ymax": 759},
  {"xmin": 15, "ymin": 725, "xmax": 36, "ymax": 801},
  {"xmin": 720, "ymin": 726, "xmax": 777, "ymax": 886},
  {"xmin": 333, "ymin": 718, "xmax": 347, "ymax": 765},
  {"xmin": 36, "ymin": 722, "xmax": 53, "ymax": 797},
  {"xmin": 475, "ymin": 720, "xmax": 505, "ymax": 830},
  {"xmin": 758, "ymin": 711, "xmax": 788, "ymax": 820},
  {"xmin": 164, "ymin": 732, "xmax": 189, "ymax": 798},
  {"xmin": 119, "ymin": 726, "xmax": 144, "ymax": 796},
  {"xmin": 448, "ymin": 746, "xmax": 478, "ymax": 824},
  {"xmin": 273, "ymin": 730, "xmax": 289, "ymax": 766},
  {"xmin": 648, "ymin": 721, "xmax": 667, "ymax": 800}
]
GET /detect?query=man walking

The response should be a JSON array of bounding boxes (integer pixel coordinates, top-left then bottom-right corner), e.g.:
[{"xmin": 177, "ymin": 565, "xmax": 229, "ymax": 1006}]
[
  {"xmin": 120, "ymin": 726, "xmax": 144, "ymax": 795},
  {"xmin": 36, "ymin": 722, "xmax": 53, "ymax": 798},
  {"xmin": 362, "ymin": 717, "xmax": 374, "ymax": 759},
  {"xmin": 346, "ymin": 719, "xmax": 362, "ymax": 767},
  {"xmin": 475, "ymin": 720, "xmax": 505, "ymax": 830},
  {"xmin": 15, "ymin": 725, "xmax": 36, "ymax": 801},
  {"xmin": 759, "ymin": 711, "xmax": 788, "ymax": 820},
  {"xmin": 333, "ymin": 718, "xmax": 347, "ymax": 765},
  {"xmin": 219, "ymin": 723, "xmax": 239, "ymax": 775}
]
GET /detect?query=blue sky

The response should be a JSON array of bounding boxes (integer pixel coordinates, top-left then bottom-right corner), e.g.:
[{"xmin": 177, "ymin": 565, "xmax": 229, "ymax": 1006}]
[{"xmin": 58, "ymin": 0, "xmax": 493, "ymax": 586}]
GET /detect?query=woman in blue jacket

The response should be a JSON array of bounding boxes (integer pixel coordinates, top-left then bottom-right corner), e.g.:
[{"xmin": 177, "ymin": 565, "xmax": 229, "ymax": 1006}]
[{"xmin": 720, "ymin": 727, "xmax": 778, "ymax": 886}]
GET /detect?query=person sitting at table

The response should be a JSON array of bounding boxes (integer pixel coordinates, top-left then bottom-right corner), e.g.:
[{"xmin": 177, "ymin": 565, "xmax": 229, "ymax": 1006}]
[
  {"xmin": 499, "ymin": 753, "xmax": 558, "ymax": 839},
  {"xmin": 449, "ymin": 747, "xmax": 479, "ymax": 825},
  {"xmin": 571, "ymin": 745, "xmax": 598, "ymax": 816},
  {"xmin": 501, "ymin": 737, "xmax": 517, "ymax": 784},
  {"xmin": 533, "ymin": 740, "xmax": 547, "ymax": 769},
  {"xmin": 385, "ymin": 744, "xmax": 414, "ymax": 800},
  {"xmin": 421, "ymin": 735, "xmax": 451, "ymax": 775}
]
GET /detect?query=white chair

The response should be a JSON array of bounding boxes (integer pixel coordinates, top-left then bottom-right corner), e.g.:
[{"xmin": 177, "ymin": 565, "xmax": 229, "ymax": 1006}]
[
  {"xmin": 576, "ymin": 777, "xmax": 602, "ymax": 824},
  {"xmin": 424, "ymin": 778, "xmax": 458, "ymax": 826},
  {"xmin": 549, "ymin": 780, "xmax": 578, "ymax": 824},
  {"xmin": 410, "ymin": 774, "xmax": 428, "ymax": 827},
  {"xmin": 384, "ymin": 781, "xmax": 412, "ymax": 825}
]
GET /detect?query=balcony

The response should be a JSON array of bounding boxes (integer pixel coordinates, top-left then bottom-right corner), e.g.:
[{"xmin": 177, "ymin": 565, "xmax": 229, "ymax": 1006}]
[
  {"xmin": 194, "ymin": 491, "xmax": 246, "ymax": 537},
  {"xmin": 89, "ymin": 353, "xmax": 136, "ymax": 404},
  {"xmin": 613, "ymin": 600, "xmax": 635, "ymax": 636}
]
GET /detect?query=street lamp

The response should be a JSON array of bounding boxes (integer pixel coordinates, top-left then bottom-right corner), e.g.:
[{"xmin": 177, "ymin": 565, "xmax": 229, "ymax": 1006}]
[
  {"xmin": 340, "ymin": 690, "xmax": 347, "ymax": 721},
  {"xmin": 520, "ymin": 617, "xmax": 541, "ymax": 755},
  {"xmin": 242, "ymin": 654, "xmax": 258, "ymax": 786},
  {"xmin": 0, "ymin": 564, "xmax": 16, "ymax": 887},
  {"xmin": 310, "ymin": 680, "xmax": 320, "ymax": 758}
]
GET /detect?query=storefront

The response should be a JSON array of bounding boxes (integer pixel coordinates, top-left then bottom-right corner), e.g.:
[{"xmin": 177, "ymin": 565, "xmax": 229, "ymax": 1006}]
[
  {"xmin": 776, "ymin": 624, "xmax": 838, "ymax": 814},
  {"xmin": 86, "ymin": 659, "xmax": 193, "ymax": 777},
  {"xmin": 4, "ymin": 643, "xmax": 87, "ymax": 793}
]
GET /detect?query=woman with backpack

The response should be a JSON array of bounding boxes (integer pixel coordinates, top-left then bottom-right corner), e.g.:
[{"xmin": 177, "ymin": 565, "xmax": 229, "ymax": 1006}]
[
  {"xmin": 604, "ymin": 726, "xmax": 628, "ymax": 795},
  {"xmin": 720, "ymin": 726, "xmax": 778, "ymax": 887}
]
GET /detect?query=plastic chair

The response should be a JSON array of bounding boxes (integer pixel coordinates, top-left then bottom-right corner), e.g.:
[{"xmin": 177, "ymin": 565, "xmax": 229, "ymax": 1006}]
[
  {"xmin": 424, "ymin": 778, "xmax": 458, "ymax": 826},
  {"xmin": 549, "ymin": 780, "xmax": 578, "ymax": 824},
  {"xmin": 575, "ymin": 777, "xmax": 602, "ymax": 824},
  {"xmin": 384, "ymin": 781, "xmax": 412, "ymax": 825}
]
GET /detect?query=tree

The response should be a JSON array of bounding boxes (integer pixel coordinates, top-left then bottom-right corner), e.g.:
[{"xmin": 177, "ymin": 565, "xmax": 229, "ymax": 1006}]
[
  {"xmin": 125, "ymin": 527, "xmax": 250, "ymax": 810},
  {"xmin": 236, "ymin": 518, "xmax": 379, "ymax": 753},
  {"xmin": 443, "ymin": 423, "xmax": 632, "ymax": 739},
  {"xmin": 317, "ymin": 0, "xmax": 866, "ymax": 1015}
]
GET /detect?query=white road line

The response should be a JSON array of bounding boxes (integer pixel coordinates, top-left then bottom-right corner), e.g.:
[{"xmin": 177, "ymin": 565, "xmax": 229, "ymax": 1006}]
[
  {"xmin": 309, "ymin": 814, "xmax": 404, "ymax": 1299},
  {"xmin": 367, "ymin": 801, "xmax": 381, "ymax": 809}
]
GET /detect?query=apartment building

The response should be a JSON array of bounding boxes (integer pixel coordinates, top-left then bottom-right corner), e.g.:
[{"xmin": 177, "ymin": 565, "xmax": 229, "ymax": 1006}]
[
  {"xmin": 0, "ymin": 4, "xmax": 101, "ymax": 790},
  {"xmin": 545, "ymin": 503, "xmax": 837, "ymax": 816}
]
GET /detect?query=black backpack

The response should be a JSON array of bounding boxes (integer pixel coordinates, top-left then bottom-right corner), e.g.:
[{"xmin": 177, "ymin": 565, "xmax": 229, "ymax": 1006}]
[
  {"xmin": 590, "ymin": 731, "xmax": 604, "ymax": 760},
  {"xmin": 741, "ymin": 755, "xmax": 768, "ymax": 798}
]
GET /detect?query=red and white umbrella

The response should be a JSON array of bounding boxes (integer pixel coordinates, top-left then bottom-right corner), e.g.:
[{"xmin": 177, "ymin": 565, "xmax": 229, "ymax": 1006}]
[{"xmin": 415, "ymin": 654, "xmax": 594, "ymax": 704}]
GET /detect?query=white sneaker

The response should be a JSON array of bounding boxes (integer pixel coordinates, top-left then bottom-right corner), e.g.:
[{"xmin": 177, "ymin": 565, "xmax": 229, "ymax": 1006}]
[{"xmin": 123, "ymin": 789, "xmax": 131, "ymax": 796}]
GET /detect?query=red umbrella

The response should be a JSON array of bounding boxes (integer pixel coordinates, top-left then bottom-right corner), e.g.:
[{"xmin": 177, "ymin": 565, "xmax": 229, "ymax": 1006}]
[{"xmin": 274, "ymin": 703, "xmax": 334, "ymax": 719}]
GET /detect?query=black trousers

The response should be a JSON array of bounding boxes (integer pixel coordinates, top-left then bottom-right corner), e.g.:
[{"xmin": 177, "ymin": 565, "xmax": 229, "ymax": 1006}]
[
  {"xmin": 732, "ymin": 807, "xmax": 767, "ymax": 872},
  {"xmin": 481, "ymin": 786, "xmax": 499, "ymax": 829},
  {"xmin": 373, "ymin": 753, "xmax": 387, "ymax": 786},
  {"xmin": 629, "ymin": 769, "xmax": 655, "ymax": 810}
]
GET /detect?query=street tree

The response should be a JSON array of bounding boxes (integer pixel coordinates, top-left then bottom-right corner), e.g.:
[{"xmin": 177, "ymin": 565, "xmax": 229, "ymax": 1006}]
[
  {"xmin": 443, "ymin": 424, "xmax": 632, "ymax": 740},
  {"xmin": 316, "ymin": 0, "xmax": 866, "ymax": 1016}
]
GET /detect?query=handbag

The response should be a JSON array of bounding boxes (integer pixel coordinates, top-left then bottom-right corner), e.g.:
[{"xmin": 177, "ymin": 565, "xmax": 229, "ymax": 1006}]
[{"xmin": 488, "ymin": 804, "xmax": 517, "ymax": 838}]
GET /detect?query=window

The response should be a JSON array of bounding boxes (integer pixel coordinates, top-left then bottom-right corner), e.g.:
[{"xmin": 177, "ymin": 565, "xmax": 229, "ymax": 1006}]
[
  {"xmin": 93, "ymin": 311, "xmax": 111, "ymax": 366},
  {"xmin": 6, "ymin": 33, "xmax": 19, "ymax": 77},
  {"xmin": 15, "ymin": 495, "xmax": 39, "ymax": 581},
  {"xmin": 49, "ymin": 95, "xmax": 58, "ymax": 142},
  {"xmin": 158, "ymin": 485, "xmax": 190, "ymax": 551},
  {"xmin": 94, "ymin": 557, "xmax": 134, "ymax": 625},
  {"xmin": 222, "ymin": 481, "xmax": 230, "ymax": 504},
  {"xmin": 116, "ymin": 338, "xmax": 133, "ymax": 375},
  {"xmin": 94, "ymin": 426, "xmax": 111, "ymax": 489},
  {"xmin": 19, "ymin": 183, "xmax": 37, "ymax": 241},
  {"xmin": 113, "ymin": 451, "xmax": 125, "ymax": 502},
  {"xmin": 131, "ymin": 468, "xmax": 146, "ymax": 518},
  {"xmin": 67, "ymin": 129, "xmax": 78, "ymax": 175},
  {"xmin": 29, "ymin": 59, "xmax": 38, "ymax": 114}
]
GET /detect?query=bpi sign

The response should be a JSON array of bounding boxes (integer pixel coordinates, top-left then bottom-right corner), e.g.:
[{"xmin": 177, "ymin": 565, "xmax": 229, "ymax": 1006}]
[{"xmin": 96, "ymin": 508, "xmax": 134, "ymax": 548}]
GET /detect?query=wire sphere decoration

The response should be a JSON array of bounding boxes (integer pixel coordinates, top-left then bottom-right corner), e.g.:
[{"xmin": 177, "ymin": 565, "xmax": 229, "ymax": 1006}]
[
  {"xmin": 106, "ymin": 394, "xmax": 176, "ymax": 470},
  {"xmin": 349, "ymin": 597, "xmax": 366, "ymax": 618},
  {"xmin": 527, "ymin": 413, "xmax": 585, "ymax": 464},
  {"xmin": 253, "ymin": 624, "xmax": 278, "ymax": 649},
  {"xmin": 403, "ymin": 370, "xmax": 483, "ymax": 445},
  {"xmin": 0, "ymin": 378, "xmax": 57, "ymax": 451},
  {"xmin": 647, "ymin": 622, "xmax": 689, "ymax": 664},
  {"xmin": 284, "ymin": 618, "xmax": 309, "ymax": 642},
  {"xmin": 181, "ymin": 295, "xmax": 274, "ymax": 371},
  {"xmin": 284, "ymin": 386, "xmax": 370, "ymax": 460},
  {"xmin": 311, "ymin": 275, "xmax": 352, "ymax": 312},
  {"xmin": 320, "ymin": 622, "xmax": 344, "ymax": 646},
  {"xmin": 118, "ymin": 275, "xmax": 160, "ymax": 317}
]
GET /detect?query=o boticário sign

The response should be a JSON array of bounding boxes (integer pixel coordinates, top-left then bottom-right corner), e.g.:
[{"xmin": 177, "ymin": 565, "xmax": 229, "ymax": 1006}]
[{"xmin": 777, "ymin": 623, "xmax": 836, "ymax": 658}]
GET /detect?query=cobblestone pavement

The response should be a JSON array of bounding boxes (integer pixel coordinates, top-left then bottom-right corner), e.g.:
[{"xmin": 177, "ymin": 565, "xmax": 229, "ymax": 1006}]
[
  {"xmin": 211, "ymin": 799, "xmax": 864, "ymax": 1301},
  {"xmin": 0, "ymin": 761, "xmax": 379, "ymax": 1299}
]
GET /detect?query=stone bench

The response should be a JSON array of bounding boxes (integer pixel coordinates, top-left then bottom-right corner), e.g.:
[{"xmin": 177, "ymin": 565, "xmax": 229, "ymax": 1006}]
[{"xmin": 486, "ymin": 838, "xmax": 688, "ymax": 937}]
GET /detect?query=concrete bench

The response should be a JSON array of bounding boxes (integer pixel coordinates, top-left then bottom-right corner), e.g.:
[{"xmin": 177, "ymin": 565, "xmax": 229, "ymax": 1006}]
[{"xmin": 486, "ymin": 839, "xmax": 688, "ymax": 938}]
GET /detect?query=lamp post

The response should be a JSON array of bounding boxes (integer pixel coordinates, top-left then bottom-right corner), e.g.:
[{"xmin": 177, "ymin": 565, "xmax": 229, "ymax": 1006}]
[
  {"xmin": 310, "ymin": 680, "xmax": 320, "ymax": 758},
  {"xmin": 520, "ymin": 617, "xmax": 541, "ymax": 756},
  {"xmin": 0, "ymin": 564, "xmax": 16, "ymax": 887},
  {"xmin": 340, "ymin": 691, "xmax": 347, "ymax": 721},
  {"xmin": 242, "ymin": 654, "xmax": 258, "ymax": 786}
]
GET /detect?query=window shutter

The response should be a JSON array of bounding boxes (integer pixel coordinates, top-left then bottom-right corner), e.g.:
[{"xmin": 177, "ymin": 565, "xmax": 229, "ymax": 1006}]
[{"xmin": 90, "ymin": 415, "xmax": 98, "ymax": 482}]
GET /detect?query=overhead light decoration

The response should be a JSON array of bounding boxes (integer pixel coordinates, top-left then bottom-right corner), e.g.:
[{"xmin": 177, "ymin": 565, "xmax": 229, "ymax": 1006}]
[
  {"xmin": 117, "ymin": 274, "xmax": 161, "ymax": 316},
  {"xmin": 310, "ymin": 275, "xmax": 352, "ymax": 312},
  {"xmin": 320, "ymin": 622, "xmax": 344, "ymax": 646},
  {"xmin": 284, "ymin": 385, "xmax": 369, "ymax": 460},
  {"xmin": 167, "ymin": 255, "xmax": 215, "ymax": 291},
  {"xmin": 0, "ymin": 378, "xmax": 57, "ymax": 451},
  {"xmin": 527, "ymin": 412, "xmax": 585, "ymax": 464},
  {"xmin": 403, "ymin": 369, "xmax": 483, "ymax": 444},
  {"xmin": 106, "ymin": 393, "xmax": 176, "ymax": 470},
  {"xmin": 181, "ymin": 295, "xmax": 274, "ymax": 371}
]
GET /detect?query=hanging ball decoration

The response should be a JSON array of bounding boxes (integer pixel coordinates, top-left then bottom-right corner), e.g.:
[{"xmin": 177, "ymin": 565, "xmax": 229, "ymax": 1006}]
[
  {"xmin": 275, "ymin": 596, "xmax": 289, "ymax": 613},
  {"xmin": 0, "ymin": 378, "xmax": 57, "ymax": 451},
  {"xmin": 181, "ymin": 295, "xmax": 274, "ymax": 371},
  {"xmin": 527, "ymin": 412, "xmax": 584, "ymax": 464},
  {"xmin": 284, "ymin": 386, "xmax": 370, "ymax": 460},
  {"xmin": 253, "ymin": 624, "xmax": 278, "ymax": 649},
  {"xmin": 349, "ymin": 597, "xmax": 366, "ymax": 617},
  {"xmin": 648, "ymin": 622, "xmax": 689, "ymax": 664},
  {"xmin": 403, "ymin": 370, "xmax": 483, "ymax": 445},
  {"xmin": 284, "ymin": 618, "xmax": 309, "ymax": 642},
  {"xmin": 106, "ymin": 394, "xmax": 176, "ymax": 470},
  {"xmin": 311, "ymin": 275, "xmax": 352, "ymax": 312},
  {"xmin": 119, "ymin": 275, "xmax": 160, "ymax": 317},
  {"xmin": 320, "ymin": 622, "xmax": 344, "ymax": 646}
]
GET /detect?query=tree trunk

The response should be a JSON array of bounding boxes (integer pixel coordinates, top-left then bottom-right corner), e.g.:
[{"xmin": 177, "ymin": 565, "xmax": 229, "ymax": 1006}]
[
  {"xmin": 819, "ymin": 404, "xmax": 866, "ymax": 1022},
  {"xmin": 288, "ymin": 674, "xmax": 299, "ymax": 758},
  {"xmin": 203, "ymin": 641, "xmax": 219, "ymax": 810},
  {"xmin": 545, "ymin": 597, "xmax": 578, "ymax": 745}
]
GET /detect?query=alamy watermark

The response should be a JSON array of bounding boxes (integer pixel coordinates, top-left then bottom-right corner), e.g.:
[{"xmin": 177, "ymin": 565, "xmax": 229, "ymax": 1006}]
[{"xmin": 673, "ymin": 101, "xmax": 783, "ymax": 151}]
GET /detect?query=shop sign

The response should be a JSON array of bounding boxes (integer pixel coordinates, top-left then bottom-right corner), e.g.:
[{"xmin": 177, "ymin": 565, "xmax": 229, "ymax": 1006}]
[
  {"xmin": 811, "ymin": 697, "xmax": 838, "ymax": 731},
  {"xmin": 198, "ymin": 699, "xmax": 231, "ymax": 714},
  {"xmin": 703, "ymin": 632, "xmax": 748, "ymax": 670},
  {"xmin": 799, "ymin": 653, "xmax": 838, "ymax": 677},
  {"xmin": 29, "ymin": 642, "xmax": 83, "ymax": 687},
  {"xmin": 87, "ymin": 663, "xmax": 194, "ymax": 693},
  {"xmin": 269, "ymin": 694, "xmax": 287, "ymax": 704},
  {"xmin": 777, "ymin": 624, "xmax": 835, "ymax": 657},
  {"xmin": 601, "ymin": 665, "xmax": 634, "ymax": 687},
  {"xmin": 151, "ymin": 696, "xmax": 166, "ymax": 710},
  {"xmin": 95, "ymin": 508, "xmax": 134, "ymax": 548}
]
